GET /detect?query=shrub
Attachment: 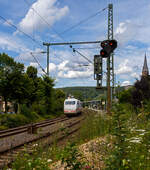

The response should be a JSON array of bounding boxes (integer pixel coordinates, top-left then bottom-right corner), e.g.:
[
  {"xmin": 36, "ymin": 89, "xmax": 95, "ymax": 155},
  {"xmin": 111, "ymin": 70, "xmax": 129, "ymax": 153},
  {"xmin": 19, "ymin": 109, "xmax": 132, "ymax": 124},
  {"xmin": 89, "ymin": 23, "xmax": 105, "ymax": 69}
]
[
  {"xmin": 58, "ymin": 142, "xmax": 86, "ymax": 169},
  {"xmin": 20, "ymin": 104, "xmax": 31, "ymax": 117},
  {"xmin": 4, "ymin": 114, "xmax": 29, "ymax": 128}
]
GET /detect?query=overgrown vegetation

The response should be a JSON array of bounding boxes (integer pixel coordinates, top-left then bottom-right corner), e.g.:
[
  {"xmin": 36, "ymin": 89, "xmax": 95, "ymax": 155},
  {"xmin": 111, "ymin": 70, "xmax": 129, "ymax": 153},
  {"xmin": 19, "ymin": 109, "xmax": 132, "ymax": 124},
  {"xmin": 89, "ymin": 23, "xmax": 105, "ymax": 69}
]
[
  {"xmin": 4, "ymin": 109, "xmax": 109, "ymax": 169},
  {"xmin": 0, "ymin": 53, "xmax": 65, "ymax": 129},
  {"xmin": 104, "ymin": 76, "xmax": 150, "ymax": 169},
  {"xmin": 2, "ymin": 53, "xmax": 150, "ymax": 169}
]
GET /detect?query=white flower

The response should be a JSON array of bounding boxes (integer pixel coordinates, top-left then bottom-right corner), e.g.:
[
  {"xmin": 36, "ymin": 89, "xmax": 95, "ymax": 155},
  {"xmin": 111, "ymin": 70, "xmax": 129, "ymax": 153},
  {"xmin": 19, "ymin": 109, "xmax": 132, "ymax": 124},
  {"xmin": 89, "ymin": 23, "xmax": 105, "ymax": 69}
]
[
  {"xmin": 129, "ymin": 137, "xmax": 142, "ymax": 144},
  {"xmin": 135, "ymin": 129, "xmax": 145, "ymax": 132},
  {"xmin": 47, "ymin": 159, "xmax": 52, "ymax": 162},
  {"xmin": 33, "ymin": 143, "xmax": 38, "ymax": 146}
]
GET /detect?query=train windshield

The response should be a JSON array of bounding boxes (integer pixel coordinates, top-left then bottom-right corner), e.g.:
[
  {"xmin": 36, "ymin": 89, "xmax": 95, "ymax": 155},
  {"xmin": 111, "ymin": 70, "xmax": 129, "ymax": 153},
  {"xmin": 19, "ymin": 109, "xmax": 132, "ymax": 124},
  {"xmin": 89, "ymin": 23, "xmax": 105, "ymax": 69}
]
[{"xmin": 65, "ymin": 101, "xmax": 76, "ymax": 105}]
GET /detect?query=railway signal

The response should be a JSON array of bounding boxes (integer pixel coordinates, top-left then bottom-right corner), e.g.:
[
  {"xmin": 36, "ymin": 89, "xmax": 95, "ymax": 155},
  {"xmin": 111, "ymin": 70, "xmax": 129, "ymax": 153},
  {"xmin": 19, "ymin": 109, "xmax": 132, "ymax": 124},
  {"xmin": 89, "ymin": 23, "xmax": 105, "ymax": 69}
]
[
  {"xmin": 100, "ymin": 39, "xmax": 117, "ymax": 58},
  {"xmin": 94, "ymin": 55, "xmax": 103, "ymax": 87}
]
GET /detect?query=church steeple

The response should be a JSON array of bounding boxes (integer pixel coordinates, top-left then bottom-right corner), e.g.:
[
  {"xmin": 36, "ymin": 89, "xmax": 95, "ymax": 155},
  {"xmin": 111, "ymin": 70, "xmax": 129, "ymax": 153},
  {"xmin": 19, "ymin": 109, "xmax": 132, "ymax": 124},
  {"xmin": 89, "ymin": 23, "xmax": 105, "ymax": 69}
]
[{"xmin": 142, "ymin": 53, "xmax": 149, "ymax": 77}]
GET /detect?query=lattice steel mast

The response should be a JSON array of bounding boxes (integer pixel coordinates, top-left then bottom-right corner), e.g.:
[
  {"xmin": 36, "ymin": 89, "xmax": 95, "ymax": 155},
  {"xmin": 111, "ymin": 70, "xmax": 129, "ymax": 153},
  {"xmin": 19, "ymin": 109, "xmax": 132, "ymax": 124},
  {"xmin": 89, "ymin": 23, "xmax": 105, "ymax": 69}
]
[{"xmin": 107, "ymin": 4, "xmax": 114, "ymax": 114}]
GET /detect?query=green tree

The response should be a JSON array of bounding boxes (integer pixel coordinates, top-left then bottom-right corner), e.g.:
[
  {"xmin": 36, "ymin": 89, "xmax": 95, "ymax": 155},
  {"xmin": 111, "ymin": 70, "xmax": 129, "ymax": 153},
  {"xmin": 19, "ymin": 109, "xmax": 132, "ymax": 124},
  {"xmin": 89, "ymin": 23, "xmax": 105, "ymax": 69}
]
[
  {"xmin": 131, "ymin": 77, "xmax": 150, "ymax": 108},
  {"xmin": 0, "ymin": 53, "xmax": 24, "ymax": 112},
  {"xmin": 118, "ymin": 88, "xmax": 132, "ymax": 103},
  {"xmin": 54, "ymin": 89, "xmax": 65, "ymax": 115},
  {"xmin": 10, "ymin": 73, "xmax": 34, "ymax": 113},
  {"xmin": 26, "ymin": 66, "xmax": 37, "ymax": 79},
  {"xmin": 26, "ymin": 66, "xmax": 38, "ymax": 106},
  {"xmin": 40, "ymin": 75, "xmax": 54, "ymax": 114}
]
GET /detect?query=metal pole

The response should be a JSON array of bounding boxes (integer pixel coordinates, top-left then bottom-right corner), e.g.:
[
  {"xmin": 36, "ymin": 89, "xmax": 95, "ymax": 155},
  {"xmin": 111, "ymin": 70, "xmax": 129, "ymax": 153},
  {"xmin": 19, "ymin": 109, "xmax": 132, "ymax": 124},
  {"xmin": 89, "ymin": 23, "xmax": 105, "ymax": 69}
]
[
  {"xmin": 43, "ymin": 40, "xmax": 101, "ymax": 46},
  {"xmin": 107, "ymin": 3, "xmax": 113, "ymax": 115},
  {"xmin": 43, "ymin": 43, "xmax": 50, "ymax": 76},
  {"xmin": 47, "ymin": 45, "xmax": 49, "ymax": 76}
]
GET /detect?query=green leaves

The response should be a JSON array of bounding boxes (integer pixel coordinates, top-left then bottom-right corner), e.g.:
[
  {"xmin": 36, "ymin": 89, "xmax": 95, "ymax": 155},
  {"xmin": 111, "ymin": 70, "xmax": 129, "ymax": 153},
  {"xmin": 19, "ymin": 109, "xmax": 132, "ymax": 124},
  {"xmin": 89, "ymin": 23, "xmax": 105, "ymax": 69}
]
[{"xmin": 58, "ymin": 142, "xmax": 86, "ymax": 170}]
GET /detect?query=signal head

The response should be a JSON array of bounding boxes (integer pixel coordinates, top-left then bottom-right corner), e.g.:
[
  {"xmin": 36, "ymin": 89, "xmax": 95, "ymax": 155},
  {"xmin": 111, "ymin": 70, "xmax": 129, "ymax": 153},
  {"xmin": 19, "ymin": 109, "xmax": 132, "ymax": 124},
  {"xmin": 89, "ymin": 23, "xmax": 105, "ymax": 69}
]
[
  {"xmin": 101, "ymin": 42, "xmax": 105, "ymax": 48},
  {"xmin": 109, "ymin": 40, "xmax": 117, "ymax": 49},
  {"xmin": 100, "ymin": 49, "xmax": 108, "ymax": 58}
]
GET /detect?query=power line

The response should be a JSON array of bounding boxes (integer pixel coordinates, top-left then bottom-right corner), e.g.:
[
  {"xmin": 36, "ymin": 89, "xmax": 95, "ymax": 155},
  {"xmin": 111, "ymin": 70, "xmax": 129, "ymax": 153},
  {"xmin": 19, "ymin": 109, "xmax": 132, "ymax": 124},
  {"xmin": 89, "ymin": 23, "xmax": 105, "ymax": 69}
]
[
  {"xmin": 24, "ymin": 0, "xmax": 92, "ymax": 66},
  {"xmin": 72, "ymin": 48, "xmax": 93, "ymax": 64},
  {"xmin": 0, "ymin": 15, "xmax": 47, "ymax": 72},
  {"xmin": 23, "ymin": 0, "xmax": 66, "ymax": 42},
  {"xmin": 23, "ymin": 0, "xmax": 107, "ymax": 65},
  {"xmin": 30, "ymin": 52, "xmax": 47, "ymax": 74},
  {"xmin": 59, "ymin": 7, "xmax": 108, "ymax": 35},
  {"xmin": 0, "ymin": 15, "xmax": 43, "ymax": 48}
]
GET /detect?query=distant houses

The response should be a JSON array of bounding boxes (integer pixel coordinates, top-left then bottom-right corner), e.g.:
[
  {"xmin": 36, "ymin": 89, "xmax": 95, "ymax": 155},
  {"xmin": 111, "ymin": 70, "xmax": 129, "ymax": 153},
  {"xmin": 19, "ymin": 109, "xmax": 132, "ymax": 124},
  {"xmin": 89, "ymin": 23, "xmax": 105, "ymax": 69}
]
[{"xmin": 0, "ymin": 97, "xmax": 13, "ymax": 113}]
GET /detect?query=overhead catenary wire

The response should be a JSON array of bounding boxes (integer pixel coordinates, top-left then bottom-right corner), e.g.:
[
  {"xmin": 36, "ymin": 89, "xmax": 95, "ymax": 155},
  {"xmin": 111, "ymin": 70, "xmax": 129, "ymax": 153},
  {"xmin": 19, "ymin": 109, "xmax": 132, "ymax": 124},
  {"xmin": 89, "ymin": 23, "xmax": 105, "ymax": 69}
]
[
  {"xmin": 0, "ymin": 14, "xmax": 47, "ymax": 74},
  {"xmin": 71, "ymin": 47, "xmax": 93, "ymax": 64},
  {"xmin": 23, "ymin": 0, "xmax": 66, "ymax": 42},
  {"xmin": 30, "ymin": 52, "xmax": 47, "ymax": 75},
  {"xmin": 23, "ymin": 0, "xmax": 107, "ymax": 64},
  {"xmin": 59, "ymin": 7, "xmax": 108, "ymax": 35},
  {"xmin": 0, "ymin": 15, "xmax": 43, "ymax": 49}
]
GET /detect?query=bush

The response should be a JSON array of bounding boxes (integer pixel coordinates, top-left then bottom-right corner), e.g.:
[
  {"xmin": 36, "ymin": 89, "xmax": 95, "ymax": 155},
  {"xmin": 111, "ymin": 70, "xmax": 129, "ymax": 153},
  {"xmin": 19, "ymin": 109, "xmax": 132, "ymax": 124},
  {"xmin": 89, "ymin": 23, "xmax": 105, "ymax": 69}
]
[
  {"xmin": 10, "ymin": 147, "xmax": 50, "ymax": 170},
  {"xmin": 31, "ymin": 103, "xmax": 47, "ymax": 116},
  {"xmin": 58, "ymin": 142, "xmax": 86, "ymax": 169},
  {"xmin": 20, "ymin": 104, "xmax": 31, "ymax": 117},
  {"xmin": 4, "ymin": 114, "xmax": 30, "ymax": 128}
]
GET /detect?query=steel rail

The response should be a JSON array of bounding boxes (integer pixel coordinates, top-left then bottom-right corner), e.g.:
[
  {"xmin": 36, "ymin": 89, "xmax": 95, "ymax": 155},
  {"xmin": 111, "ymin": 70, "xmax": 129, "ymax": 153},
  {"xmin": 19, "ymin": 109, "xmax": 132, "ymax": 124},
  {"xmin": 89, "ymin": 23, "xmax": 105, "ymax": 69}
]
[{"xmin": 0, "ymin": 116, "xmax": 68, "ymax": 138}]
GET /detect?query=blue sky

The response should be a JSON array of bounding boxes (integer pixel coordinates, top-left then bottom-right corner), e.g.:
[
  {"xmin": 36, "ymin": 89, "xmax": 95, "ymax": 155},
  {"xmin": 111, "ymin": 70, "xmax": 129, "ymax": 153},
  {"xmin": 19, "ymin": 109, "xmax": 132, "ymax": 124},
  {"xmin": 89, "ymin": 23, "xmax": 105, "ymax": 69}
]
[{"xmin": 0, "ymin": 0, "xmax": 150, "ymax": 87}]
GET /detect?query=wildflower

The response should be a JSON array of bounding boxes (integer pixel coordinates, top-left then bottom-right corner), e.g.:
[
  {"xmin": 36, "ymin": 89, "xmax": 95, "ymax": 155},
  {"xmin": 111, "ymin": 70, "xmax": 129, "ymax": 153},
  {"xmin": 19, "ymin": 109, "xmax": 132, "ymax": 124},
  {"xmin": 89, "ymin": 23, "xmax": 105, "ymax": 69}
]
[
  {"xmin": 129, "ymin": 137, "xmax": 142, "ymax": 143},
  {"xmin": 47, "ymin": 159, "xmax": 52, "ymax": 162},
  {"xmin": 33, "ymin": 143, "xmax": 38, "ymax": 147},
  {"xmin": 135, "ymin": 129, "xmax": 145, "ymax": 132},
  {"xmin": 84, "ymin": 165, "xmax": 91, "ymax": 169}
]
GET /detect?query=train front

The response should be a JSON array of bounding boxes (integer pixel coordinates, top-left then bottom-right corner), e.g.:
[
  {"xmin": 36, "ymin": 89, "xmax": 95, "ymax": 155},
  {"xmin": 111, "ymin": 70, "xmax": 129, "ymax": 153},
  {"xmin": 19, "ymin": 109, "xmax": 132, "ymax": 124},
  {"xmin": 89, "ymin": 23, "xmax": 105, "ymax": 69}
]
[{"xmin": 64, "ymin": 98, "xmax": 78, "ymax": 116}]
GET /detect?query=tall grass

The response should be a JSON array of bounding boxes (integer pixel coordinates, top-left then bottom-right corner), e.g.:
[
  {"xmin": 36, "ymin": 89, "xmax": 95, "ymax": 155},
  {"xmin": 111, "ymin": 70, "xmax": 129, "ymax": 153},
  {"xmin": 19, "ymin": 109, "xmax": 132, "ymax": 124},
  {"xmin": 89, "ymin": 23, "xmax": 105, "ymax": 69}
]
[{"xmin": 77, "ymin": 110, "xmax": 110, "ymax": 143}]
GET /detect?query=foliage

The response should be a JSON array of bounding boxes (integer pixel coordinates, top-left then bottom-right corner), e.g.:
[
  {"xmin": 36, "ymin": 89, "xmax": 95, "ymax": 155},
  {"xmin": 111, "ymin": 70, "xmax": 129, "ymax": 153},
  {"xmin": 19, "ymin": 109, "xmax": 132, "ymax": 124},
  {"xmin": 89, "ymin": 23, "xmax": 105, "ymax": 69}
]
[
  {"xmin": 118, "ymin": 88, "xmax": 132, "ymax": 103},
  {"xmin": 1, "ymin": 114, "xmax": 30, "ymax": 128},
  {"xmin": 53, "ymin": 89, "xmax": 65, "ymax": 115},
  {"xmin": 41, "ymin": 75, "xmax": 55, "ymax": 114},
  {"xmin": 105, "ymin": 104, "xmax": 131, "ymax": 169},
  {"xmin": 9, "ymin": 146, "xmax": 50, "ymax": 170},
  {"xmin": 26, "ymin": 66, "xmax": 37, "ymax": 79},
  {"xmin": 78, "ymin": 110, "xmax": 110, "ymax": 142},
  {"xmin": 60, "ymin": 86, "xmax": 105, "ymax": 101},
  {"xmin": 0, "ymin": 53, "xmax": 66, "ymax": 128},
  {"xmin": 131, "ymin": 76, "xmax": 150, "ymax": 108},
  {"xmin": 105, "ymin": 103, "xmax": 150, "ymax": 169},
  {"xmin": 58, "ymin": 142, "xmax": 86, "ymax": 170},
  {"xmin": 0, "ymin": 53, "xmax": 24, "ymax": 112}
]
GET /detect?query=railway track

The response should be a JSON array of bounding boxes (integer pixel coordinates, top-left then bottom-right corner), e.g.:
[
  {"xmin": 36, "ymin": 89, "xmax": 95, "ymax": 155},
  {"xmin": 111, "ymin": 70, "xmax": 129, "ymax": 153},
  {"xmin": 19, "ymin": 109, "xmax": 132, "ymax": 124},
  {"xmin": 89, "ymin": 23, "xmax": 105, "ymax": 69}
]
[
  {"xmin": 0, "ymin": 116, "xmax": 67, "ymax": 138},
  {"xmin": 0, "ymin": 114, "xmax": 85, "ymax": 169}
]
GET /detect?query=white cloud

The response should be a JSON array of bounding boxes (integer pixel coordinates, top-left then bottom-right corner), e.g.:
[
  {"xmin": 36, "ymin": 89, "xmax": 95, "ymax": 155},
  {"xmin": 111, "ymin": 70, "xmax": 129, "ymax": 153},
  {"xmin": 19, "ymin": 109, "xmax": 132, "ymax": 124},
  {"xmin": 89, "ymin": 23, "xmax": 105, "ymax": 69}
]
[
  {"xmin": 58, "ymin": 60, "xmax": 69, "ymax": 71},
  {"xmin": 116, "ymin": 22, "xmax": 127, "ymax": 34},
  {"xmin": 116, "ymin": 59, "xmax": 132, "ymax": 75},
  {"xmin": 121, "ymin": 81, "xmax": 131, "ymax": 86},
  {"xmin": 30, "ymin": 62, "xmax": 38, "ymax": 67},
  {"xmin": 18, "ymin": 0, "xmax": 69, "ymax": 34},
  {"xmin": 131, "ymin": 72, "xmax": 139, "ymax": 79},
  {"xmin": 40, "ymin": 63, "xmax": 57, "ymax": 76},
  {"xmin": 115, "ymin": 20, "xmax": 137, "ymax": 46},
  {"xmin": 0, "ymin": 33, "xmax": 27, "ymax": 53},
  {"xmin": 58, "ymin": 69, "xmax": 93, "ymax": 79},
  {"xmin": 49, "ymin": 63, "xmax": 56, "ymax": 72}
]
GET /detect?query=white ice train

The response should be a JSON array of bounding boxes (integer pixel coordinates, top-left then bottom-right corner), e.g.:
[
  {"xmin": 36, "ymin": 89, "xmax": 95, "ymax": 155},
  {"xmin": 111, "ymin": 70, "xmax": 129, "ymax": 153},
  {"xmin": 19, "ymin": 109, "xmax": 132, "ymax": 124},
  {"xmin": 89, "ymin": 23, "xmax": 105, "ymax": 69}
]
[{"xmin": 64, "ymin": 97, "xmax": 82, "ymax": 116}]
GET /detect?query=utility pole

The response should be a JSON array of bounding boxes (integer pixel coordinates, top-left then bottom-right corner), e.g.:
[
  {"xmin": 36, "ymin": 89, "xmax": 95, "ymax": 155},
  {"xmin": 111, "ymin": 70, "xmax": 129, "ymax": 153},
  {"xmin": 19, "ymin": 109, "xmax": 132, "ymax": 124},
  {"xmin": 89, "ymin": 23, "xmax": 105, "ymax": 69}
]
[
  {"xmin": 43, "ymin": 43, "xmax": 50, "ymax": 76},
  {"xmin": 107, "ymin": 3, "xmax": 114, "ymax": 115}
]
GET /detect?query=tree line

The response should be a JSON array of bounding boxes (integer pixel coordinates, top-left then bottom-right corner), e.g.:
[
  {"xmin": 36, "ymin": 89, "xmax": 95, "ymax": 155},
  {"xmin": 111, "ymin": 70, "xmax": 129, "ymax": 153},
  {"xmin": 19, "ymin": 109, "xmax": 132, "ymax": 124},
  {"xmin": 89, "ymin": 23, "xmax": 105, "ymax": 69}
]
[
  {"xmin": 118, "ymin": 75, "xmax": 150, "ymax": 112},
  {"xmin": 0, "ymin": 53, "xmax": 65, "ymax": 117}
]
